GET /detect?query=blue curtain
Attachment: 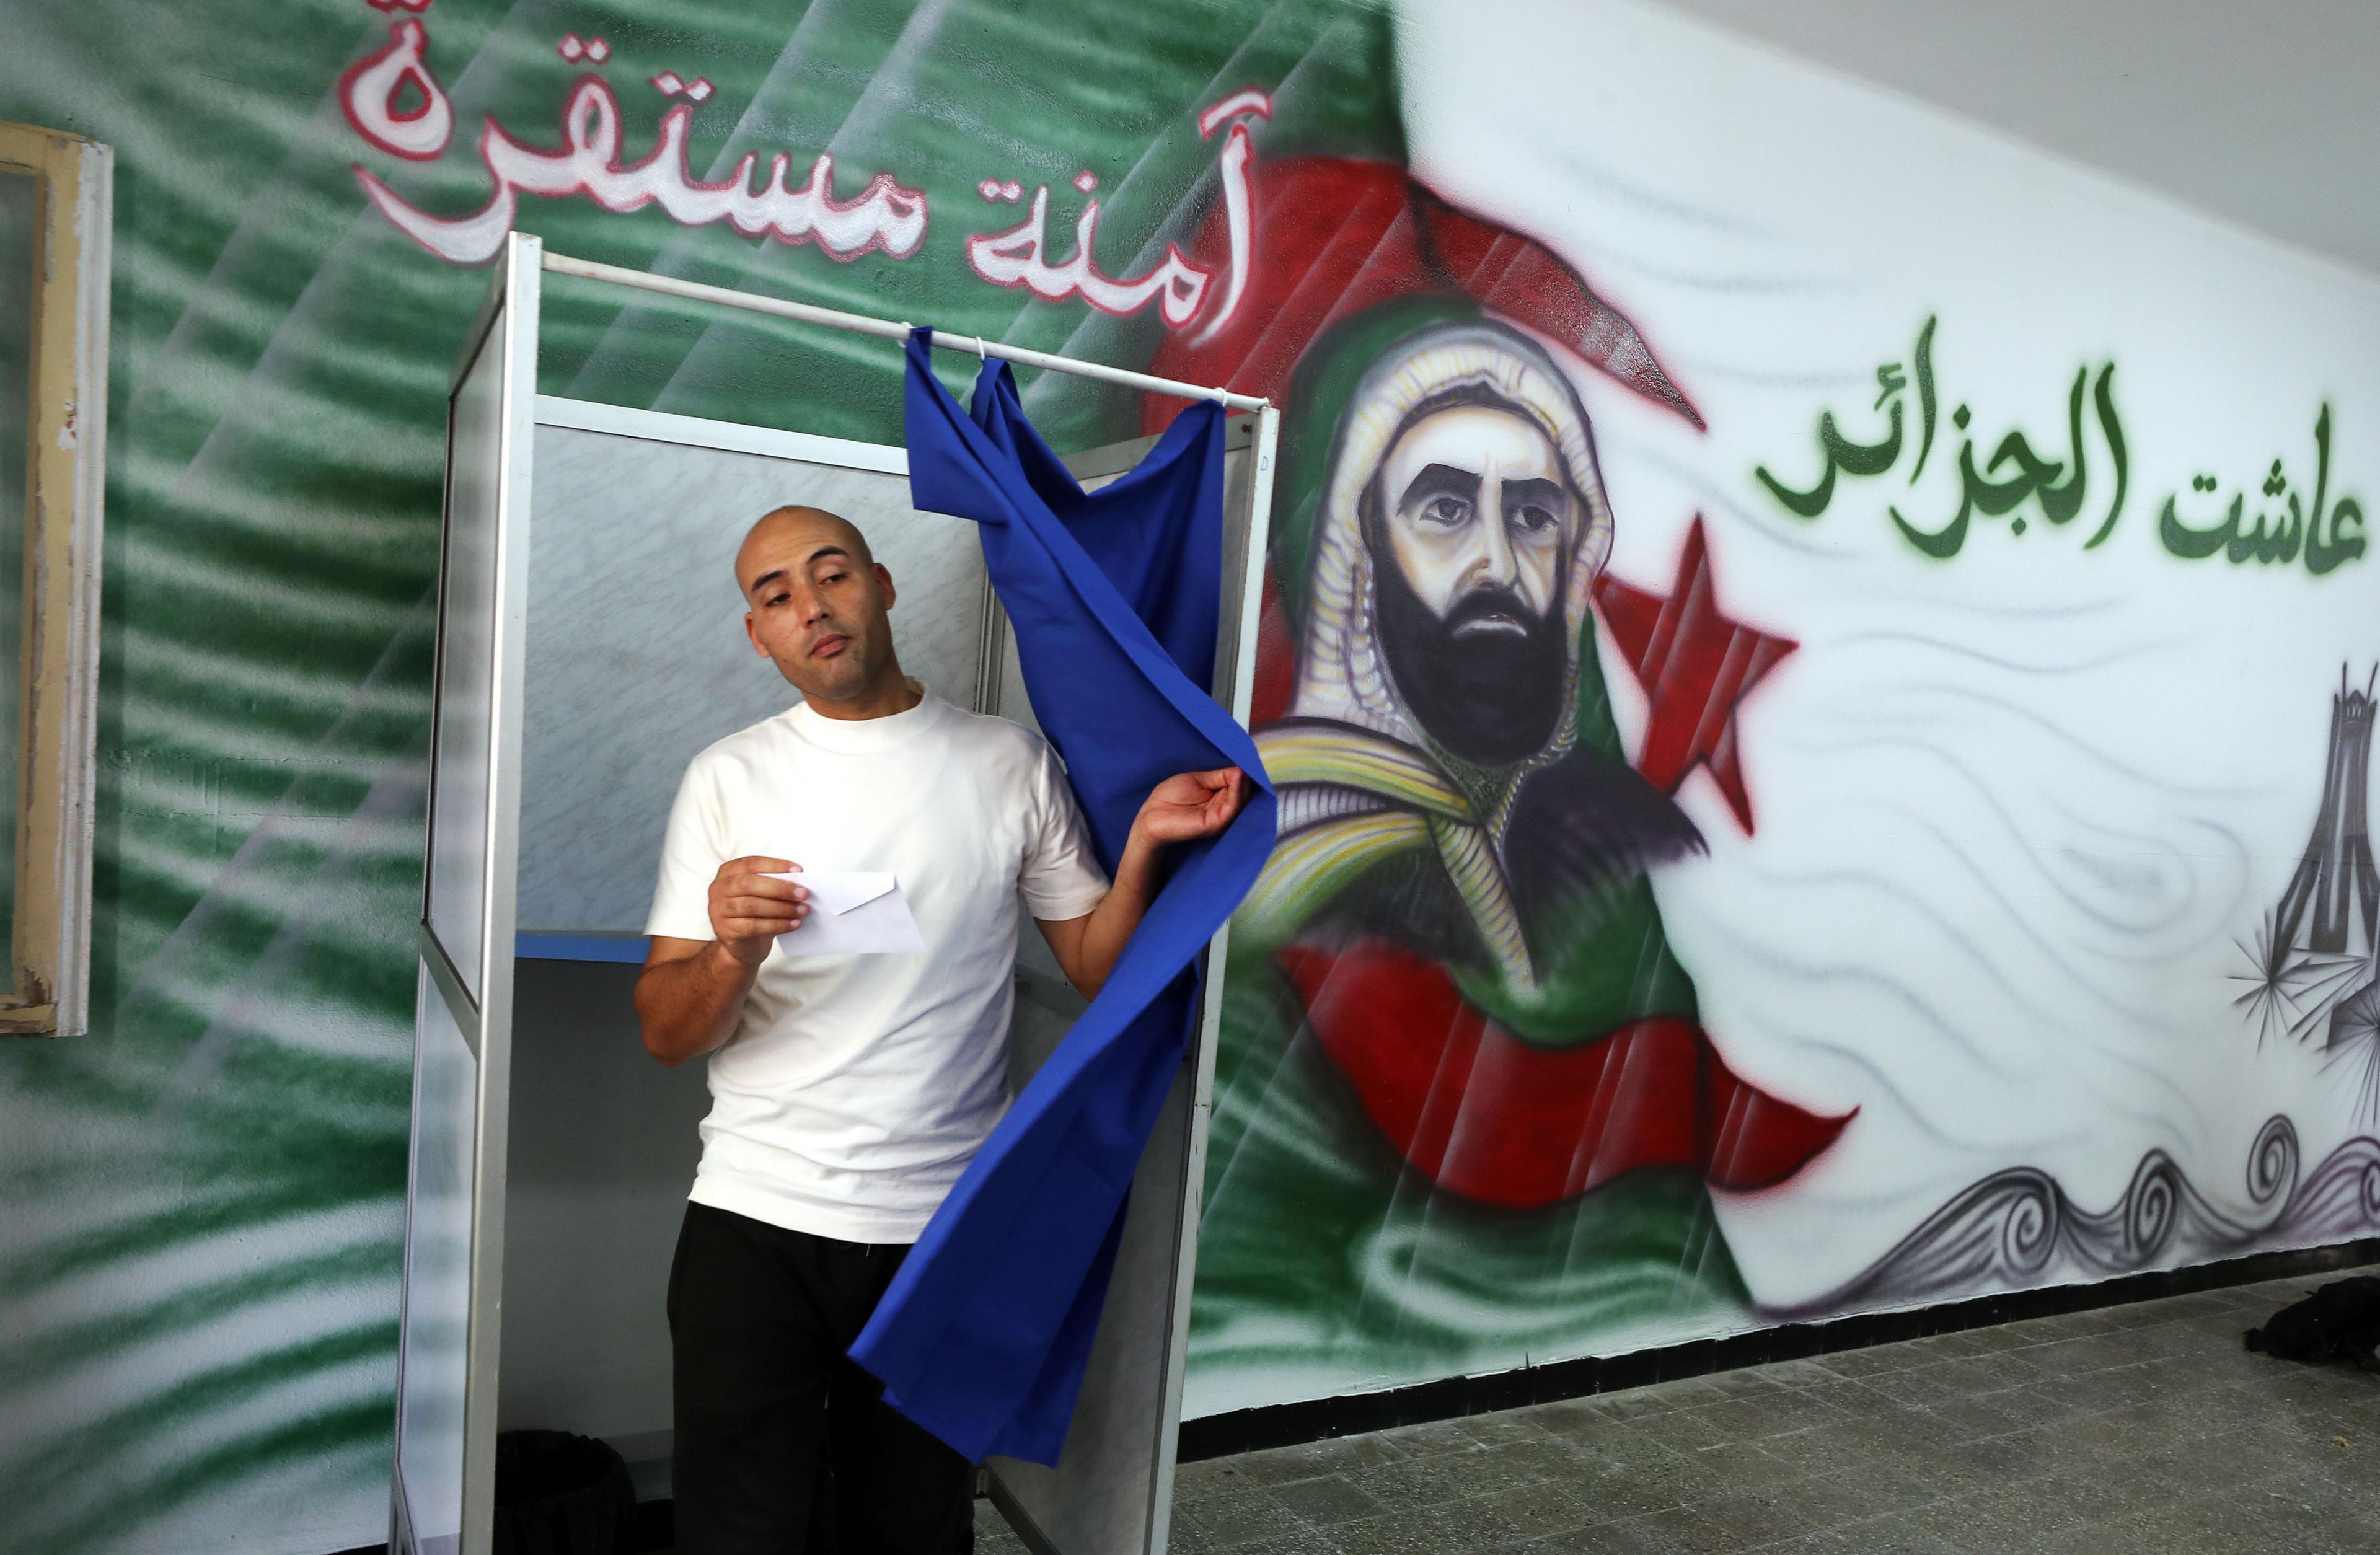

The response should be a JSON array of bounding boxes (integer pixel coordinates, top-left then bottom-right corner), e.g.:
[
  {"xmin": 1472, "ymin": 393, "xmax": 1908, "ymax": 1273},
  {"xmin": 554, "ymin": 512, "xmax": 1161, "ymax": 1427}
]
[{"xmin": 848, "ymin": 332, "xmax": 1277, "ymax": 1464}]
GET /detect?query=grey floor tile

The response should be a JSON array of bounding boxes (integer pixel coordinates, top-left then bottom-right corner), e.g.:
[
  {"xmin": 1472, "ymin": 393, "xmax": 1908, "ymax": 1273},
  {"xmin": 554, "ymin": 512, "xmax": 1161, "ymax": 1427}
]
[
  {"xmin": 1947, "ymin": 1350, "xmax": 2057, "ymax": 1391},
  {"xmin": 1528, "ymin": 1505, "xmax": 1741, "ymax": 1555},
  {"xmin": 1926, "ymin": 1328, "xmax": 2012, "ymax": 1359},
  {"xmin": 1173, "ymin": 1530, "xmax": 1341, "ymax": 1555},
  {"xmin": 1174, "ymin": 1482, "xmax": 1304, "ymax": 1547},
  {"xmin": 1562, "ymin": 1456, "xmax": 1711, "ymax": 1522},
  {"xmin": 2145, "ymin": 1425, "xmax": 2307, "ymax": 1493},
  {"xmin": 1755, "ymin": 1421, "xmax": 1877, "ymax": 1474},
  {"xmin": 1370, "ymin": 1417, "xmax": 1492, "ymax": 1460},
  {"xmin": 1688, "ymin": 1476, "xmax": 1870, "ymax": 1546},
  {"xmin": 1795, "ymin": 1377, "xmax": 1919, "ymax": 1424},
  {"xmin": 1467, "ymin": 1478, "xmax": 1606, "ymax": 1540},
  {"xmin": 1851, "ymin": 1367, "xmax": 1970, "ymax": 1410},
  {"xmin": 1461, "ymin": 1411, "xmax": 1559, "ymax": 1448},
  {"xmin": 1509, "ymin": 1398, "xmax": 1611, "ymax": 1440},
  {"xmin": 1694, "ymin": 1366, "xmax": 1792, "ymax": 1403},
  {"xmin": 1527, "ymin": 1417, "xmax": 1695, "ymax": 1476},
  {"xmin": 1928, "ymin": 1391, "xmax": 2048, "ymax": 1442},
  {"xmin": 1748, "ymin": 1357, "xmax": 1852, "ymax": 1388},
  {"xmin": 1846, "ymin": 1513, "xmax": 1963, "ymax": 1554},
  {"xmin": 1795, "ymin": 1345, "xmax": 1909, "ymax": 1380},
  {"xmin": 1474, "ymin": 1436, "xmax": 1603, "ymax": 1484},
  {"xmin": 975, "ymin": 1507, "xmax": 1033, "ymax": 1554},
  {"xmin": 1950, "ymin": 1424, "xmax": 2074, "ymax": 1482},
  {"xmin": 1328, "ymin": 1499, "xmax": 1525, "ymax": 1555},
  {"xmin": 1812, "ymin": 1455, "xmax": 1950, "ymax": 1515},
  {"xmin": 1588, "ymin": 1377, "xmax": 1737, "ymax": 1421},
  {"xmin": 1339, "ymin": 1452, "xmax": 1497, "ymax": 1513},
  {"xmin": 1997, "ymin": 1378, "xmax": 2109, "ymax": 1427},
  {"xmin": 1672, "ymin": 1437, "xmax": 1806, "ymax": 1489},
  {"xmin": 1266, "ymin": 1473, "xmax": 1390, "ymax": 1528},
  {"xmin": 1154, "ymin": 1273, "xmax": 2380, "ymax": 1555},
  {"xmin": 1626, "ymin": 1402, "xmax": 1764, "ymax": 1455}
]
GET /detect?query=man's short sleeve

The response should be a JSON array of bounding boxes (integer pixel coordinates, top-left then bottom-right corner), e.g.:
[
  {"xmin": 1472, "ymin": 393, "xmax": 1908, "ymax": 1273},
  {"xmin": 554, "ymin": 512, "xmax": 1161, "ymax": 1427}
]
[
  {"xmin": 1020, "ymin": 744, "xmax": 1111, "ymax": 922},
  {"xmin": 645, "ymin": 756, "xmax": 725, "ymax": 941}
]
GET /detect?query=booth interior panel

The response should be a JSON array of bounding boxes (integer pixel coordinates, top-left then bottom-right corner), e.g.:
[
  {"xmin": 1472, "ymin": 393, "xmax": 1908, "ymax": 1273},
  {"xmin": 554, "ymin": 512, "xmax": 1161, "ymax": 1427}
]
[
  {"xmin": 396, "ymin": 962, "xmax": 481, "ymax": 1555},
  {"xmin": 518, "ymin": 424, "xmax": 991, "ymax": 934},
  {"xmin": 425, "ymin": 322, "xmax": 509, "ymax": 1002},
  {"xmin": 498, "ymin": 959, "xmax": 708, "ymax": 1448}
]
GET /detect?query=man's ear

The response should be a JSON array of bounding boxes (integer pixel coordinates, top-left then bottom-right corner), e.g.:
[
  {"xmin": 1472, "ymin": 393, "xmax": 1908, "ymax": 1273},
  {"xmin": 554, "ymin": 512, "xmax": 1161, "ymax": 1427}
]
[
  {"xmin": 875, "ymin": 562, "xmax": 897, "ymax": 610},
  {"xmin": 743, "ymin": 609, "xmax": 769, "ymax": 656}
]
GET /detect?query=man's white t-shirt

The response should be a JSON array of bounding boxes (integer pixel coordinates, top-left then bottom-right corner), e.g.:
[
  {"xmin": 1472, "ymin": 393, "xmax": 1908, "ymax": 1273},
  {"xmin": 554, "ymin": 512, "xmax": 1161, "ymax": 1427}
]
[{"xmin": 645, "ymin": 687, "xmax": 1109, "ymax": 1244}]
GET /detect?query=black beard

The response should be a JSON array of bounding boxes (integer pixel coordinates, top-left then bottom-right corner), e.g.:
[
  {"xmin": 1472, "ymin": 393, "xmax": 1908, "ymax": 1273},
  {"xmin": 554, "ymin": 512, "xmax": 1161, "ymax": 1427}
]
[{"xmin": 1372, "ymin": 551, "xmax": 1567, "ymax": 768}]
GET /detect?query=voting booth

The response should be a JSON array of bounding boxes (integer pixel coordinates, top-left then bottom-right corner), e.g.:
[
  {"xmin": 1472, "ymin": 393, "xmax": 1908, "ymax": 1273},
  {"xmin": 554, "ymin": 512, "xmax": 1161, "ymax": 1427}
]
[{"xmin": 391, "ymin": 235, "xmax": 1277, "ymax": 1555}]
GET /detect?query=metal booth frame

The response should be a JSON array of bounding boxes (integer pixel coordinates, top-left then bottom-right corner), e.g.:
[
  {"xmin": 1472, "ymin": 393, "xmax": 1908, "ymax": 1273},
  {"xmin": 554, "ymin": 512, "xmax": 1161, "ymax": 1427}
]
[{"xmin": 391, "ymin": 232, "xmax": 1279, "ymax": 1555}]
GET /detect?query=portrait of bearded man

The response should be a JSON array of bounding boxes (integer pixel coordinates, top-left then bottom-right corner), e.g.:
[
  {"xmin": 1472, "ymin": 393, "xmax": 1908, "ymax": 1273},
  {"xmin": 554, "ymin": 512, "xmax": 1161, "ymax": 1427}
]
[{"xmin": 1191, "ymin": 296, "xmax": 1848, "ymax": 1394}]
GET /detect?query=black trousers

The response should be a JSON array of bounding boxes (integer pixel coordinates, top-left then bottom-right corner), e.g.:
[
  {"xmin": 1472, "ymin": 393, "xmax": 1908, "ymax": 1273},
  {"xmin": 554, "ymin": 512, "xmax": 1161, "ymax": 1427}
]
[{"xmin": 668, "ymin": 1202, "xmax": 976, "ymax": 1555}]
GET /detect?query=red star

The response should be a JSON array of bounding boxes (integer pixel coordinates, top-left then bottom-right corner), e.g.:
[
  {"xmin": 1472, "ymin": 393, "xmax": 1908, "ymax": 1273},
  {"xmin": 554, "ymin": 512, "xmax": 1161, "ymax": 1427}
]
[{"xmin": 1592, "ymin": 516, "xmax": 1796, "ymax": 834}]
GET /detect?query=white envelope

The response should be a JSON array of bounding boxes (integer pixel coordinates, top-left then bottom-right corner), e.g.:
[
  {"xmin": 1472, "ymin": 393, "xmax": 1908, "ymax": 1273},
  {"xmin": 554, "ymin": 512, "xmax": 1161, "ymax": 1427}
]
[{"xmin": 766, "ymin": 871, "xmax": 927, "ymax": 956}]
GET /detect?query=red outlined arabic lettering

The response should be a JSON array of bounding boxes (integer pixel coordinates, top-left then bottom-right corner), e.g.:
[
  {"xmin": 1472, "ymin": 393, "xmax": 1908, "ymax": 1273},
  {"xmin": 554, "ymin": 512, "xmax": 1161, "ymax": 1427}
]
[
  {"xmin": 965, "ymin": 181, "xmax": 1211, "ymax": 325},
  {"xmin": 341, "ymin": 19, "xmax": 452, "ymax": 162},
  {"xmin": 1189, "ymin": 89, "xmax": 1271, "ymax": 345},
  {"xmin": 354, "ymin": 74, "xmax": 928, "ymax": 267},
  {"xmin": 346, "ymin": 43, "xmax": 1254, "ymax": 334}
]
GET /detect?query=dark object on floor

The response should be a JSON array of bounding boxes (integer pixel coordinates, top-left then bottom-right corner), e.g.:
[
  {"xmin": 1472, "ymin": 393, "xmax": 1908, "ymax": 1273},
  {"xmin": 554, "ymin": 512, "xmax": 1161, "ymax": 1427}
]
[
  {"xmin": 2244, "ymin": 1275, "xmax": 2380, "ymax": 1369},
  {"xmin": 493, "ymin": 1430, "xmax": 635, "ymax": 1555}
]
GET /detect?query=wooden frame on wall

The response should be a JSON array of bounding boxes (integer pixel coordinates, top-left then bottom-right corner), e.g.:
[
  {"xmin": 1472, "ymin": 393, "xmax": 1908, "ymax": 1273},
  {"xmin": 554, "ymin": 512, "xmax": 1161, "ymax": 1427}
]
[{"xmin": 0, "ymin": 121, "xmax": 111, "ymax": 1037}]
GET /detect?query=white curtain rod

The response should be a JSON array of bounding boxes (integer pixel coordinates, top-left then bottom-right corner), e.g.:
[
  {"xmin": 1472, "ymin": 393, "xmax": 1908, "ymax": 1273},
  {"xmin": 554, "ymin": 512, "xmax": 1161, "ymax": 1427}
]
[{"xmin": 540, "ymin": 251, "xmax": 1270, "ymax": 413}]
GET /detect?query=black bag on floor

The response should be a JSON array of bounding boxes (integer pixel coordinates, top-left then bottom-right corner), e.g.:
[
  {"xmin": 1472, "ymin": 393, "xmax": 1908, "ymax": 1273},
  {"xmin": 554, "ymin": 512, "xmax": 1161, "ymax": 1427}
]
[
  {"xmin": 493, "ymin": 1429, "xmax": 636, "ymax": 1555},
  {"xmin": 2244, "ymin": 1275, "xmax": 2380, "ymax": 1369}
]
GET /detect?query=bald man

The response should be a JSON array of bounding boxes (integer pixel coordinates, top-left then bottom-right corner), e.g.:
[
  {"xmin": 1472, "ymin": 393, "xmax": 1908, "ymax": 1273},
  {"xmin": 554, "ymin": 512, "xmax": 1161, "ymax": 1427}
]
[{"xmin": 635, "ymin": 507, "xmax": 1246, "ymax": 1555}]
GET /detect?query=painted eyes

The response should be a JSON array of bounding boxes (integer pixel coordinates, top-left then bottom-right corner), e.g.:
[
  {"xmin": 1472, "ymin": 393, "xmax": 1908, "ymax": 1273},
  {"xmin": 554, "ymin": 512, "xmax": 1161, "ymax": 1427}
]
[{"xmin": 1409, "ymin": 495, "xmax": 1562, "ymax": 538}]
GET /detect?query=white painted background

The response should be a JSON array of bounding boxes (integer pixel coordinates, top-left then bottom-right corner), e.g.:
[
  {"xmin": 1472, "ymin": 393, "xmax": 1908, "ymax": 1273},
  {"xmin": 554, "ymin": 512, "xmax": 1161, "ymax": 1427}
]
[{"xmin": 1402, "ymin": 0, "xmax": 2380, "ymax": 1310}]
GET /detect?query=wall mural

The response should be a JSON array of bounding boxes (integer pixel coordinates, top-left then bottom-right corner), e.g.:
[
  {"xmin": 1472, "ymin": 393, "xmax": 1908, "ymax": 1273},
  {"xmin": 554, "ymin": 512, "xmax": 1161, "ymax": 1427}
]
[
  {"xmin": 5, "ymin": 0, "xmax": 2380, "ymax": 1550},
  {"xmin": 1166, "ymin": 1, "xmax": 2380, "ymax": 1412}
]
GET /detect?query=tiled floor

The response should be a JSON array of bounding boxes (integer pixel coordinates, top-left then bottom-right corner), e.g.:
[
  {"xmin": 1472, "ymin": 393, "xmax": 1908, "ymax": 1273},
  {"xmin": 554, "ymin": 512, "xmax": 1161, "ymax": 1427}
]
[{"xmin": 979, "ymin": 1272, "xmax": 2380, "ymax": 1554}]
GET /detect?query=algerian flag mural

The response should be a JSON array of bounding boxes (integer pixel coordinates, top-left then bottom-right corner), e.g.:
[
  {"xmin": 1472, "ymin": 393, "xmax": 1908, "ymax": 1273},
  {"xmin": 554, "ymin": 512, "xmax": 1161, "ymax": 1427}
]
[
  {"xmin": 4, "ymin": 0, "xmax": 2380, "ymax": 1547},
  {"xmin": 1173, "ymin": 0, "xmax": 2380, "ymax": 1413}
]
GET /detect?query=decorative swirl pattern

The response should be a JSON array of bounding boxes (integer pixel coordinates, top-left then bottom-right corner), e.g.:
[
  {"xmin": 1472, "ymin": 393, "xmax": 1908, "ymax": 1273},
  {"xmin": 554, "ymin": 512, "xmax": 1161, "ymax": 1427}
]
[
  {"xmin": 2121, "ymin": 1153, "xmax": 2180, "ymax": 1264},
  {"xmin": 2001, "ymin": 1172, "xmax": 2058, "ymax": 1277},
  {"xmin": 2248, "ymin": 1115, "xmax": 2301, "ymax": 1205},
  {"xmin": 1770, "ymin": 1117, "xmax": 2380, "ymax": 1318}
]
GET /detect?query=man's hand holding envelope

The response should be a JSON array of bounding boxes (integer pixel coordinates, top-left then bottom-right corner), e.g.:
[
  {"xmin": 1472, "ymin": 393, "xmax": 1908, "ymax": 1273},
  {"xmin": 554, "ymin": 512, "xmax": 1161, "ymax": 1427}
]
[
  {"xmin": 703, "ymin": 855, "xmax": 809, "ymax": 966},
  {"xmin": 701, "ymin": 857, "xmax": 925, "ymax": 960},
  {"xmin": 764, "ymin": 871, "xmax": 925, "ymax": 955}
]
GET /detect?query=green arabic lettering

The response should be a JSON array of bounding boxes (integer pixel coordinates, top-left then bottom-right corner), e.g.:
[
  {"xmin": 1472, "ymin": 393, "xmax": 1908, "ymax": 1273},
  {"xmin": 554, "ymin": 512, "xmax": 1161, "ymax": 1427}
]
[
  {"xmin": 1889, "ymin": 403, "xmax": 2051, "ymax": 558},
  {"xmin": 2157, "ymin": 485, "xmax": 2238, "ymax": 560},
  {"xmin": 2305, "ymin": 407, "xmax": 2368, "ymax": 576},
  {"xmin": 1757, "ymin": 317, "xmax": 2124, "ymax": 560},
  {"xmin": 2228, "ymin": 469, "xmax": 2302, "ymax": 565},
  {"xmin": 1755, "ymin": 319, "xmax": 1939, "ymax": 519},
  {"xmin": 1756, "ymin": 397, "xmax": 1904, "ymax": 518},
  {"xmin": 1886, "ymin": 371, "xmax": 2125, "ymax": 560},
  {"xmin": 1909, "ymin": 315, "xmax": 1938, "ymax": 483},
  {"xmin": 2082, "ymin": 364, "xmax": 2127, "ymax": 549},
  {"xmin": 1979, "ymin": 368, "xmax": 2090, "ymax": 525},
  {"xmin": 2161, "ymin": 404, "xmax": 2363, "ymax": 575},
  {"xmin": 2312, "ymin": 497, "xmax": 2368, "ymax": 575}
]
